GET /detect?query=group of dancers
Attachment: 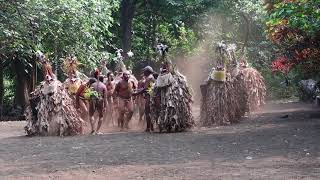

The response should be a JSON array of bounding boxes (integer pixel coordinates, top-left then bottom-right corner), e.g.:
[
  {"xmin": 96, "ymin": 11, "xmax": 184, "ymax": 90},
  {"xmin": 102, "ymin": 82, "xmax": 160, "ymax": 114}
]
[
  {"xmin": 25, "ymin": 47, "xmax": 193, "ymax": 136},
  {"xmin": 63, "ymin": 57, "xmax": 158, "ymax": 134}
]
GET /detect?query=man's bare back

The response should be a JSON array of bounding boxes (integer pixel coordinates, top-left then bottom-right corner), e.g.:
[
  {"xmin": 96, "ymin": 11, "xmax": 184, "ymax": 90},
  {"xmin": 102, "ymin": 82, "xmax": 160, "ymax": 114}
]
[
  {"xmin": 92, "ymin": 81, "xmax": 107, "ymax": 96},
  {"xmin": 89, "ymin": 77, "xmax": 108, "ymax": 134}
]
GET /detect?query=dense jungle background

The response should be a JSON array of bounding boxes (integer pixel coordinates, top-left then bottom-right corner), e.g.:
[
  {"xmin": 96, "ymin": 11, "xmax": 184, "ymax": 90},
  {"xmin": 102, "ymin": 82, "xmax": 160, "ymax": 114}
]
[{"xmin": 1, "ymin": 0, "xmax": 319, "ymax": 117}]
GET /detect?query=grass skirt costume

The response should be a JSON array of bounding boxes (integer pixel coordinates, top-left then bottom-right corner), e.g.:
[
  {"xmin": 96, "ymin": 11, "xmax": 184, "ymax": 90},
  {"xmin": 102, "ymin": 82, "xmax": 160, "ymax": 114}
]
[
  {"xmin": 24, "ymin": 53, "xmax": 83, "ymax": 136},
  {"xmin": 150, "ymin": 70, "xmax": 194, "ymax": 132}
]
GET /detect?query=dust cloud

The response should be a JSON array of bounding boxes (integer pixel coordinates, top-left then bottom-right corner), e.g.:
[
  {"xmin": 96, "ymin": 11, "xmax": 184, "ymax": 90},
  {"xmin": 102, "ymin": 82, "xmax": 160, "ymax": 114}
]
[{"xmin": 175, "ymin": 13, "xmax": 226, "ymax": 104}]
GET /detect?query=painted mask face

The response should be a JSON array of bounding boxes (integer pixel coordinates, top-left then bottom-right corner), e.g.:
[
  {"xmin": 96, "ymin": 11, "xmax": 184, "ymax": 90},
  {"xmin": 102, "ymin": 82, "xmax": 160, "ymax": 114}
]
[
  {"xmin": 70, "ymin": 78, "xmax": 77, "ymax": 83},
  {"xmin": 45, "ymin": 74, "xmax": 54, "ymax": 83},
  {"xmin": 42, "ymin": 78, "xmax": 58, "ymax": 96}
]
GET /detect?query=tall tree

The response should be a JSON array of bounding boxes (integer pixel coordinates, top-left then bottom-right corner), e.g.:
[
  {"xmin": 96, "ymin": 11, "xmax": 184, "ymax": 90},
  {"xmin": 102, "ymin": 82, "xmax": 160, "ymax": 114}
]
[
  {"xmin": 0, "ymin": 0, "xmax": 119, "ymax": 111},
  {"xmin": 0, "ymin": 55, "xmax": 4, "ymax": 117},
  {"xmin": 120, "ymin": 0, "xmax": 136, "ymax": 60}
]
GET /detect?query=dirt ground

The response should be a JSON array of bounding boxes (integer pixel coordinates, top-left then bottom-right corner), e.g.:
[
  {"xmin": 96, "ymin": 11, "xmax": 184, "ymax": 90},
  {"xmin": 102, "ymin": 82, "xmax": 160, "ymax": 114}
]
[{"xmin": 0, "ymin": 101, "xmax": 320, "ymax": 180}]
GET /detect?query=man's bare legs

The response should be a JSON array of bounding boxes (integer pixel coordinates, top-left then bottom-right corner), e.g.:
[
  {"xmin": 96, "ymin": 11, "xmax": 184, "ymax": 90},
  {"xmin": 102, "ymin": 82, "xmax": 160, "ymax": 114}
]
[
  {"xmin": 124, "ymin": 100, "xmax": 134, "ymax": 129},
  {"xmin": 88, "ymin": 110, "xmax": 96, "ymax": 134},
  {"xmin": 96, "ymin": 114, "xmax": 103, "ymax": 134},
  {"xmin": 113, "ymin": 97, "xmax": 120, "ymax": 128},
  {"xmin": 79, "ymin": 99, "xmax": 88, "ymax": 121},
  {"xmin": 106, "ymin": 97, "xmax": 115, "ymax": 127},
  {"xmin": 118, "ymin": 98, "xmax": 127, "ymax": 130},
  {"xmin": 145, "ymin": 99, "xmax": 153, "ymax": 132},
  {"xmin": 139, "ymin": 108, "xmax": 145, "ymax": 126},
  {"xmin": 89, "ymin": 101, "xmax": 98, "ymax": 134},
  {"xmin": 117, "ymin": 98, "xmax": 133, "ymax": 130},
  {"xmin": 138, "ymin": 98, "xmax": 145, "ymax": 126},
  {"xmin": 89, "ymin": 100, "xmax": 104, "ymax": 134}
]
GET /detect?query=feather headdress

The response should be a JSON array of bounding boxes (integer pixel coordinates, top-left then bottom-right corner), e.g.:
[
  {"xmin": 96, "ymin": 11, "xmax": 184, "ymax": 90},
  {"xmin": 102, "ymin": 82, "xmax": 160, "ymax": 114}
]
[
  {"xmin": 63, "ymin": 55, "xmax": 82, "ymax": 76},
  {"xmin": 36, "ymin": 51, "xmax": 55, "ymax": 81}
]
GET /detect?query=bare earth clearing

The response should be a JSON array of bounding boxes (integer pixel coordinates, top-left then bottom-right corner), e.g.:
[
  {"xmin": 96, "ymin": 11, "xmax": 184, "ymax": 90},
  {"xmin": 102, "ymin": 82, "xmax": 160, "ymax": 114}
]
[{"xmin": 0, "ymin": 102, "xmax": 320, "ymax": 180}]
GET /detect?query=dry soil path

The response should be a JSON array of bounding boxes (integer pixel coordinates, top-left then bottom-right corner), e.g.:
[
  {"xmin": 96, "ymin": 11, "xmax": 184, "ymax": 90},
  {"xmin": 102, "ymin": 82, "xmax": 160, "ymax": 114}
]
[{"xmin": 0, "ymin": 102, "xmax": 320, "ymax": 180}]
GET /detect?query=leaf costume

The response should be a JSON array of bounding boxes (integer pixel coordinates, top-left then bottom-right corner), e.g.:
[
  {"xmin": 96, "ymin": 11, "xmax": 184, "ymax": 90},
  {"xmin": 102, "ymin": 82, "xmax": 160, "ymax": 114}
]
[{"xmin": 25, "ymin": 53, "xmax": 83, "ymax": 136}]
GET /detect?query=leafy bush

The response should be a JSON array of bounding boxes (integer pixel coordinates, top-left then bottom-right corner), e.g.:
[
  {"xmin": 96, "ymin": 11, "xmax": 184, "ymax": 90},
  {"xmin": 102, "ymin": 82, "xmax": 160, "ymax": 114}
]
[{"xmin": 4, "ymin": 78, "xmax": 15, "ymax": 113}]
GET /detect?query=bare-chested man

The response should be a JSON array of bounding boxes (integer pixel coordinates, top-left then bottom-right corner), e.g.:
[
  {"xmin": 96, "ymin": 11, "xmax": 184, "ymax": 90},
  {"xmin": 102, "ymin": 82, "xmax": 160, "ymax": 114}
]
[
  {"xmin": 106, "ymin": 72, "xmax": 116, "ymax": 126},
  {"xmin": 134, "ymin": 66, "xmax": 155, "ymax": 132},
  {"xmin": 114, "ymin": 71, "xmax": 137, "ymax": 130},
  {"xmin": 89, "ymin": 76, "xmax": 108, "ymax": 134}
]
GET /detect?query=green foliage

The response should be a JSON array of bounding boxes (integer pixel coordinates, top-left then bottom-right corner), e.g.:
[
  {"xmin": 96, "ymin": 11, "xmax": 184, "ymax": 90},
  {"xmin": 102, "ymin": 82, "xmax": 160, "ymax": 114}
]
[
  {"xmin": 130, "ymin": 0, "xmax": 218, "ymax": 61},
  {"xmin": 266, "ymin": 0, "xmax": 320, "ymax": 49},
  {"xmin": 262, "ymin": 69, "xmax": 298, "ymax": 99},
  {"xmin": 1, "ymin": 0, "xmax": 303, "ymax": 108},
  {"xmin": 3, "ymin": 78, "xmax": 15, "ymax": 108},
  {"xmin": 0, "ymin": 0, "xmax": 120, "ymax": 72},
  {"xmin": 268, "ymin": 0, "xmax": 320, "ymax": 35},
  {"xmin": 0, "ymin": 0, "xmax": 120, "ymax": 111},
  {"xmin": 266, "ymin": 0, "xmax": 320, "ymax": 101}
]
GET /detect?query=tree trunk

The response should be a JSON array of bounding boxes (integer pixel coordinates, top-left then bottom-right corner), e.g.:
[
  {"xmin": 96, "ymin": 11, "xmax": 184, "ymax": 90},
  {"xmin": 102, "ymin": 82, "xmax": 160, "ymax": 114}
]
[
  {"xmin": 144, "ymin": 1, "xmax": 153, "ymax": 61},
  {"xmin": 151, "ymin": 15, "xmax": 157, "ymax": 60},
  {"xmin": 0, "ymin": 56, "xmax": 4, "ymax": 118},
  {"xmin": 240, "ymin": 13, "xmax": 250, "ymax": 55},
  {"xmin": 120, "ymin": 0, "xmax": 136, "ymax": 60},
  {"xmin": 13, "ymin": 58, "xmax": 30, "ymax": 110},
  {"xmin": 30, "ymin": 58, "xmax": 37, "ymax": 92}
]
